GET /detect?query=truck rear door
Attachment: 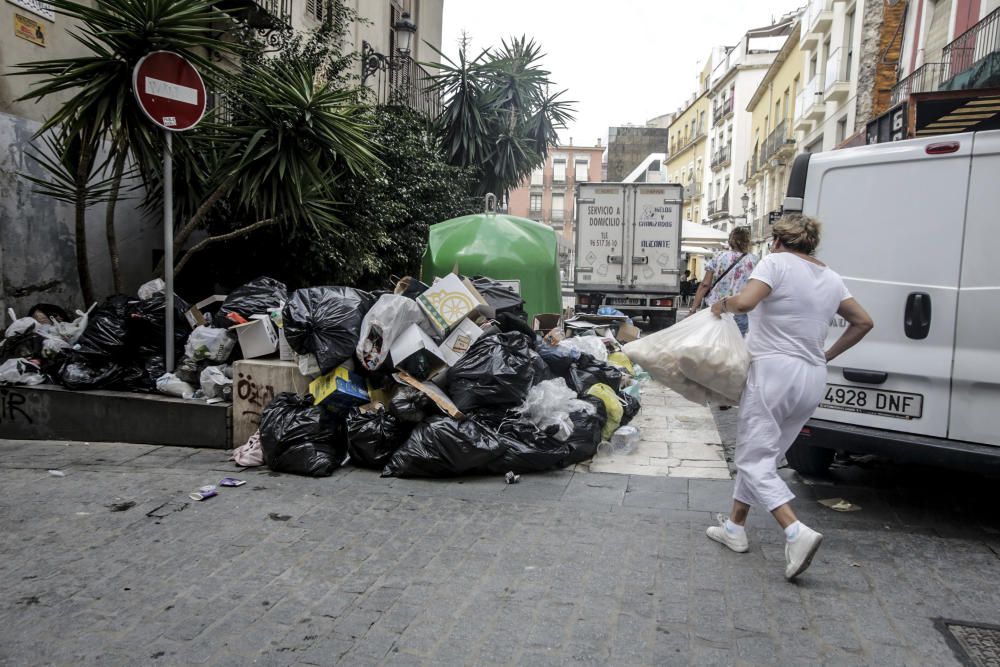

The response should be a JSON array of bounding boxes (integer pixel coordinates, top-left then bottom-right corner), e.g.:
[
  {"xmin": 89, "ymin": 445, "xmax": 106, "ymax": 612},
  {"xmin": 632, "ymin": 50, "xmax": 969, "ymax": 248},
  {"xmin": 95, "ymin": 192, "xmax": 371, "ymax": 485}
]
[
  {"xmin": 949, "ymin": 131, "xmax": 1000, "ymax": 446},
  {"xmin": 804, "ymin": 136, "xmax": 971, "ymax": 438},
  {"xmin": 627, "ymin": 184, "xmax": 683, "ymax": 293},
  {"xmin": 575, "ymin": 183, "xmax": 627, "ymax": 291}
]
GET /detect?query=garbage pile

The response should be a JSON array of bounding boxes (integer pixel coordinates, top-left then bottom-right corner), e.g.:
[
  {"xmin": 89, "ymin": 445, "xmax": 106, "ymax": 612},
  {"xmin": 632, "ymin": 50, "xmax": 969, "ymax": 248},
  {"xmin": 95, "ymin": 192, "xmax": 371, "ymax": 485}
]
[{"xmin": 0, "ymin": 273, "xmax": 646, "ymax": 479}]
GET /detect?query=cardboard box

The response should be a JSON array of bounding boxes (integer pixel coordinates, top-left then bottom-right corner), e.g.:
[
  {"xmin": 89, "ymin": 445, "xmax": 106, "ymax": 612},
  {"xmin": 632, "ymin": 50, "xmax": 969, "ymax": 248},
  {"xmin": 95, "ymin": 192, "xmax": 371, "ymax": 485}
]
[
  {"xmin": 231, "ymin": 315, "xmax": 279, "ymax": 359},
  {"xmin": 390, "ymin": 323, "xmax": 448, "ymax": 380},
  {"xmin": 309, "ymin": 365, "xmax": 370, "ymax": 411},
  {"xmin": 232, "ymin": 359, "xmax": 311, "ymax": 448},
  {"xmin": 417, "ymin": 274, "xmax": 491, "ymax": 336},
  {"xmin": 439, "ymin": 318, "xmax": 483, "ymax": 366},
  {"xmin": 394, "ymin": 371, "xmax": 464, "ymax": 420},
  {"xmin": 532, "ymin": 313, "xmax": 562, "ymax": 334},
  {"xmin": 185, "ymin": 295, "xmax": 227, "ymax": 328}
]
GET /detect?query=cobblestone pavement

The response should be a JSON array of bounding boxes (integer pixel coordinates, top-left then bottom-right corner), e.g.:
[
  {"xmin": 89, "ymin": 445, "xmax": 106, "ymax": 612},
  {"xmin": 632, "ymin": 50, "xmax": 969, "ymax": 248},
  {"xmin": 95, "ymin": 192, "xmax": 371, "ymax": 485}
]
[
  {"xmin": 576, "ymin": 382, "xmax": 730, "ymax": 479},
  {"xmin": 2, "ymin": 439, "xmax": 999, "ymax": 666}
]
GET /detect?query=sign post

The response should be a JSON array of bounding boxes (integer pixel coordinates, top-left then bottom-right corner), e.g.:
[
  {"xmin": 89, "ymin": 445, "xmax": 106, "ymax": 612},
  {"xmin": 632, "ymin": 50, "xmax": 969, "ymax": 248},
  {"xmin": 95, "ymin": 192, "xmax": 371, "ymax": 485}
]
[{"xmin": 132, "ymin": 51, "xmax": 207, "ymax": 372}]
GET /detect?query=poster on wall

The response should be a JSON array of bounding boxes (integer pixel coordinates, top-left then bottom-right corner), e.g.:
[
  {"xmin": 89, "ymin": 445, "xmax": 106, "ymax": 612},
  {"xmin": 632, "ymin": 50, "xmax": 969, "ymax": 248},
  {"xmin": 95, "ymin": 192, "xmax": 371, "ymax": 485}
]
[{"xmin": 14, "ymin": 12, "xmax": 46, "ymax": 46}]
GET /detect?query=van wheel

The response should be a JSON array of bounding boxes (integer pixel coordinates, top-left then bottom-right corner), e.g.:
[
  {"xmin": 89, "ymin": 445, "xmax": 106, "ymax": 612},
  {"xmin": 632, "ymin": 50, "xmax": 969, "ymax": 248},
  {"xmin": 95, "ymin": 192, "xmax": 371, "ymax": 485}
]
[{"xmin": 785, "ymin": 441, "xmax": 834, "ymax": 475}]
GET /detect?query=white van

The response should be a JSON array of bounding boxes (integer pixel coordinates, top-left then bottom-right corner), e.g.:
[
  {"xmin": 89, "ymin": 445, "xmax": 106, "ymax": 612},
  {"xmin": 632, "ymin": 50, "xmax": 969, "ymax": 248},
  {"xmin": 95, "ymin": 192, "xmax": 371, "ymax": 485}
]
[{"xmin": 781, "ymin": 129, "xmax": 1000, "ymax": 474}]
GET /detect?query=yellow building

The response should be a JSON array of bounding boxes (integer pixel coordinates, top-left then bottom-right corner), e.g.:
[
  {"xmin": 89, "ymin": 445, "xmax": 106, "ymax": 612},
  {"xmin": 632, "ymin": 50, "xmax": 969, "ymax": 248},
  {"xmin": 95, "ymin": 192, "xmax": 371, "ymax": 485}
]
[
  {"xmin": 666, "ymin": 61, "xmax": 713, "ymax": 225},
  {"xmin": 744, "ymin": 20, "xmax": 803, "ymax": 256}
]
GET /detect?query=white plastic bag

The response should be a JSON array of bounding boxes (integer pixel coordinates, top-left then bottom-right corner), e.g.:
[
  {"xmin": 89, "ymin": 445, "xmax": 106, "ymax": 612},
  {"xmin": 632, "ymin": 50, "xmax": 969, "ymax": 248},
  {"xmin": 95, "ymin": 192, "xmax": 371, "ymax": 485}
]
[
  {"xmin": 184, "ymin": 326, "xmax": 235, "ymax": 362},
  {"xmin": 623, "ymin": 310, "xmax": 750, "ymax": 404},
  {"xmin": 558, "ymin": 335, "xmax": 609, "ymax": 362},
  {"xmin": 200, "ymin": 365, "xmax": 232, "ymax": 400},
  {"xmin": 231, "ymin": 431, "xmax": 264, "ymax": 467},
  {"xmin": 356, "ymin": 294, "xmax": 433, "ymax": 371},
  {"xmin": 156, "ymin": 373, "xmax": 196, "ymax": 399},
  {"xmin": 517, "ymin": 378, "xmax": 596, "ymax": 442},
  {"xmin": 4, "ymin": 315, "xmax": 37, "ymax": 339},
  {"xmin": 0, "ymin": 359, "xmax": 45, "ymax": 385},
  {"xmin": 138, "ymin": 278, "xmax": 166, "ymax": 300}
]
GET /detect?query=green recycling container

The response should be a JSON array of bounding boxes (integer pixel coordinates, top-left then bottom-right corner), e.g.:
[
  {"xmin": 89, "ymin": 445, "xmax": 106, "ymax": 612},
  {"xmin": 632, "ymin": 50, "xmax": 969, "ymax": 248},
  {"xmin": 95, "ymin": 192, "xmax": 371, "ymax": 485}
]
[{"xmin": 422, "ymin": 197, "xmax": 561, "ymax": 321}]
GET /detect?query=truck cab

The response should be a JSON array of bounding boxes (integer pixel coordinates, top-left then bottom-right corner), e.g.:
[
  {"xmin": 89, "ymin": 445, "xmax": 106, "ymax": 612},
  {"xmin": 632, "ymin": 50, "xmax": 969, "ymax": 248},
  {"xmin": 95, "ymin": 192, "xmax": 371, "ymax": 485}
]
[{"xmin": 782, "ymin": 129, "xmax": 1000, "ymax": 475}]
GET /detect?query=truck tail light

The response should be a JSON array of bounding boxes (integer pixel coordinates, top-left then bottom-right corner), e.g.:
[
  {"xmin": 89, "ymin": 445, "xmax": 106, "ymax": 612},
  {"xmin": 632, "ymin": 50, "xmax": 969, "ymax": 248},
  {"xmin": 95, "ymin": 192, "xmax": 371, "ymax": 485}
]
[{"xmin": 652, "ymin": 298, "xmax": 673, "ymax": 307}]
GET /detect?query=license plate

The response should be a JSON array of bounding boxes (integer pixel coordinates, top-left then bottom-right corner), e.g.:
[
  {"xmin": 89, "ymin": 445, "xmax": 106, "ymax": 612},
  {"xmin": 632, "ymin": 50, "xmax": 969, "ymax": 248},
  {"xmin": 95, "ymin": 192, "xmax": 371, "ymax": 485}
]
[
  {"xmin": 606, "ymin": 297, "xmax": 643, "ymax": 306},
  {"xmin": 820, "ymin": 384, "xmax": 923, "ymax": 420}
]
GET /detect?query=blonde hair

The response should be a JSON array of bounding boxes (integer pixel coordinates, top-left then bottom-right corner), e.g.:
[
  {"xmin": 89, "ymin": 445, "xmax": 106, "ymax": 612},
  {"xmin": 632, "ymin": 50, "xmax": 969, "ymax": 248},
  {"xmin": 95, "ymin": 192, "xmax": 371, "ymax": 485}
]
[
  {"xmin": 773, "ymin": 214, "xmax": 821, "ymax": 255},
  {"xmin": 728, "ymin": 226, "xmax": 751, "ymax": 253}
]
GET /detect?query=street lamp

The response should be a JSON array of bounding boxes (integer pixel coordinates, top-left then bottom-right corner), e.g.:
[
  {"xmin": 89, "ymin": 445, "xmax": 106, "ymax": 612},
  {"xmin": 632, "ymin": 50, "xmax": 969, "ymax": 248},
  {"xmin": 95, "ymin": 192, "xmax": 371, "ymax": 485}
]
[{"xmin": 361, "ymin": 12, "xmax": 418, "ymax": 85}]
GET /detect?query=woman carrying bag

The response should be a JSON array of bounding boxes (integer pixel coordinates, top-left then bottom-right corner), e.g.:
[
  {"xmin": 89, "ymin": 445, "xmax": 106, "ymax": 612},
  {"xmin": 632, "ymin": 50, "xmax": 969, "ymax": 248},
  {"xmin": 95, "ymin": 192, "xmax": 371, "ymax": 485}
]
[{"xmin": 691, "ymin": 227, "xmax": 756, "ymax": 335}]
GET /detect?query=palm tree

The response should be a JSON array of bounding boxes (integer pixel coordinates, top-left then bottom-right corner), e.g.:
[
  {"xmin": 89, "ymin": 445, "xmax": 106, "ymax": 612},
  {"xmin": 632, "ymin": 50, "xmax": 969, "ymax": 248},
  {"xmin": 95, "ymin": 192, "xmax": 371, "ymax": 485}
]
[{"xmin": 427, "ymin": 36, "xmax": 576, "ymax": 202}]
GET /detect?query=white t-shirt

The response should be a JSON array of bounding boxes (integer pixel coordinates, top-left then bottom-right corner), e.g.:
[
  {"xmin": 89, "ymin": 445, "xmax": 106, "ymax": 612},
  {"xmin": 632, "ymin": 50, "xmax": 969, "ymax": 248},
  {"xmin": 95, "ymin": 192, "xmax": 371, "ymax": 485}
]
[{"xmin": 746, "ymin": 253, "xmax": 852, "ymax": 366}]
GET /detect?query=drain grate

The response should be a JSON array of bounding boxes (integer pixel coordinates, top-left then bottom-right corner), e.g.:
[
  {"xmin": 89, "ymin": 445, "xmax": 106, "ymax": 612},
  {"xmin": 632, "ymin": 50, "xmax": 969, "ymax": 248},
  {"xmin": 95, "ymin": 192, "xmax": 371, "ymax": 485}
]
[{"xmin": 941, "ymin": 620, "xmax": 1000, "ymax": 667}]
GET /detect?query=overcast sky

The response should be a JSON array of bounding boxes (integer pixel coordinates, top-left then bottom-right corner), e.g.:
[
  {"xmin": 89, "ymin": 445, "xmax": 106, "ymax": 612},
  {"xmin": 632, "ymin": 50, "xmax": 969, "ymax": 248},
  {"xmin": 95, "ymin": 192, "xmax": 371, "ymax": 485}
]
[{"xmin": 441, "ymin": 1, "xmax": 805, "ymax": 148}]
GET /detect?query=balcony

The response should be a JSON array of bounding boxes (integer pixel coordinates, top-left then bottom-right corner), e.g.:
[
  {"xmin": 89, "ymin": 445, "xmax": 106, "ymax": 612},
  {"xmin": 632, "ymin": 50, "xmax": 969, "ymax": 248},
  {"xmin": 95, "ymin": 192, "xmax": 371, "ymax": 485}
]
[
  {"xmin": 669, "ymin": 126, "xmax": 706, "ymax": 157},
  {"xmin": 710, "ymin": 143, "xmax": 732, "ymax": 170},
  {"xmin": 708, "ymin": 190, "xmax": 730, "ymax": 219},
  {"xmin": 369, "ymin": 54, "xmax": 443, "ymax": 117},
  {"xmin": 763, "ymin": 119, "xmax": 796, "ymax": 163},
  {"xmin": 794, "ymin": 75, "xmax": 824, "ymax": 130},
  {"xmin": 683, "ymin": 181, "xmax": 702, "ymax": 200},
  {"xmin": 215, "ymin": 0, "xmax": 291, "ymax": 30},
  {"xmin": 801, "ymin": 0, "xmax": 833, "ymax": 50},
  {"xmin": 713, "ymin": 97, "xmax": 735, "ymax": 126},
  {"xmin": 744, "ymin": 157, "xmax": 759, "ymax": 185},
  {"xmin": 824, "ymin": 48, "xmax": 851, "ymax": 102},
  {"xmin": 892, "ymin": 7, "xmax": 1000, "ymax": 105}
]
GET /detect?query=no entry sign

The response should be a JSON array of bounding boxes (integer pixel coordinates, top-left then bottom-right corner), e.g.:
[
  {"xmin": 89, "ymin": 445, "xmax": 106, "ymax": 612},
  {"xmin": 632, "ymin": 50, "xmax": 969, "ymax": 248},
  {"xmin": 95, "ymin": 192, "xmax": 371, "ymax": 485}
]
[{"xmin": 132, "ymin": 51, "xmax": 206, "ymax": 132}]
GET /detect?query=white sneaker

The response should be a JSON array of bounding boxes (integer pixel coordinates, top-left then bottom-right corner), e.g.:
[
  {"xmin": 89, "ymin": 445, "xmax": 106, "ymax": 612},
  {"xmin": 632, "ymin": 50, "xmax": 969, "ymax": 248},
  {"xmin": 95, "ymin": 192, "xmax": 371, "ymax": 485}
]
[
  {"xmin": 706, "ymin": 513, "xmax": 749, "ymax": 553},
  {"xmin": 784, "ymin": 525, "xmax": 823, "ymax": 580}
]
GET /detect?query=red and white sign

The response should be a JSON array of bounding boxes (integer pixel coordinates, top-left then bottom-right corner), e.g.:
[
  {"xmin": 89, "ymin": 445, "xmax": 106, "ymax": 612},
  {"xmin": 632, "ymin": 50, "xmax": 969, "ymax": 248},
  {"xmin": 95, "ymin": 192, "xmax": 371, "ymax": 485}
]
[{"xmin": 132, "ymin": 51, "xmax": 206, "ymax": 132}]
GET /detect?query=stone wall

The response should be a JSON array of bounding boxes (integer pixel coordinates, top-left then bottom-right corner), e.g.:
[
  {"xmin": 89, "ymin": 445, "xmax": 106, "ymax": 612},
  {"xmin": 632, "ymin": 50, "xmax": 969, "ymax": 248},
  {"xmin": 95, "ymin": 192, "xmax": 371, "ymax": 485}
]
[
  {"xmin": 856, "ymin": 0, "xmax": 907, "ymax": 131},
  {"xmin": 606, "ymin": 126, "xmax": 669, "ymax": 182}
]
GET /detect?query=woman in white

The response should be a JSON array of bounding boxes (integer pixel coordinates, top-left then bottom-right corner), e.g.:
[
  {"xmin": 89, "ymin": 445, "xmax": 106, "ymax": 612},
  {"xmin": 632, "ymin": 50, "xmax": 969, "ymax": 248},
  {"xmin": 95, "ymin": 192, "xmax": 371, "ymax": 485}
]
[{"xmin": 704, "ymin": 215, "xmax": 874, "ymax": 580}]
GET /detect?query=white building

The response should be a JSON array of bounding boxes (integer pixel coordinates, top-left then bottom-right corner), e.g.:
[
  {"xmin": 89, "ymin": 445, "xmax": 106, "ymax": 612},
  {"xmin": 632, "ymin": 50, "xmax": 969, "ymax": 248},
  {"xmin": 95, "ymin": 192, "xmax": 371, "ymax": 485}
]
[{"xmin": 704, "ymin": 18, "xmax": 796, "ymax": 234}]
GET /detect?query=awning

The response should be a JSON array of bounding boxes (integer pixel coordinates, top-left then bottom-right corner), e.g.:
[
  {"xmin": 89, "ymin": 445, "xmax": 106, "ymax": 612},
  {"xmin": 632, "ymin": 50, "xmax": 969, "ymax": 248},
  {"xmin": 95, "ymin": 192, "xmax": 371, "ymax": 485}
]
[
  {"xmin": 682, "ymin": 221, "xmax": 729, "ymax": 242},
  {"xmin": 682, "ymin": 244, "xmax": 715, "ymax": 256}
]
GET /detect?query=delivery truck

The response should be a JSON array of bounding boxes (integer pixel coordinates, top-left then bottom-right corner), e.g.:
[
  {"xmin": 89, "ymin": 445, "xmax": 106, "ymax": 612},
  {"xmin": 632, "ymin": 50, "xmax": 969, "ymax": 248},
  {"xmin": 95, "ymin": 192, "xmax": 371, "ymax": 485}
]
[{"xmin": 573, "ymin": 182, "xmax": 684, "ymax": 328}]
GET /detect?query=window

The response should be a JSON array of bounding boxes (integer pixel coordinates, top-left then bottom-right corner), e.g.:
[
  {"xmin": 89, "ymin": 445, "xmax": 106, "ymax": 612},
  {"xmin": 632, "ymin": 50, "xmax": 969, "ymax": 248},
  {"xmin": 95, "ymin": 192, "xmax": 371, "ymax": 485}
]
[
  {"xmin": 575, "ymin": 158, "xmax": 589, "ymax": 181},
  {"xmin": 845, "ymin": 10, "xmax": 855, "ymax": 79},
  {"xmin": 529, "ymin": 193, "xmax": 542, "ymax": 212},
  {"xmin": 306, "ymin": 0, "xmax": 324, "ymax": 21},
  {"xmin": 530, "ymin": 169, "xmax": 543, "ymax": 186},
  {"xmin": 836, "ymin": 117, "xmax": 847, "ymax": 145},
  {"xmin": 553, "ymin": 159, "xmax": 567, "ymax": 182},
  {"xmin": 551, "ymin": 193, "xmax": 564, "ymax": 219},
  {"xmin": 782, "ymin": 88, "xmax": 790, "ymax": 122},
  {"xmin": 809, "ymin": 53, "xmax": 818, "ymax": 79}
]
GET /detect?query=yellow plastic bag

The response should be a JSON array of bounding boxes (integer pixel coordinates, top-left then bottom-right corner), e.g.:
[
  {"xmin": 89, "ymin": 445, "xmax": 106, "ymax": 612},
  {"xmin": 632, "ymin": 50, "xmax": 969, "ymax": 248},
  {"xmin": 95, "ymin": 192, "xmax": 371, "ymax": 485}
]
[
  {"xmin": 607, "ymin": 351, "xmax": 635, "ymax": 377},
  {"xmin": 587, "ymin": 383, "xmax": 623, "ymax": 441}
]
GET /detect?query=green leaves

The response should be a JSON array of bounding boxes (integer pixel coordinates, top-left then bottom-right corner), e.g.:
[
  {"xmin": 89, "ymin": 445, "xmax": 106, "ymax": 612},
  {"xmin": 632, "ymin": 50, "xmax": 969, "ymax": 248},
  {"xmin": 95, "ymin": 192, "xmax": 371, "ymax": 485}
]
[{"xmin": 426, "ymin": 35, "xmax": 576, "ymax": 199}]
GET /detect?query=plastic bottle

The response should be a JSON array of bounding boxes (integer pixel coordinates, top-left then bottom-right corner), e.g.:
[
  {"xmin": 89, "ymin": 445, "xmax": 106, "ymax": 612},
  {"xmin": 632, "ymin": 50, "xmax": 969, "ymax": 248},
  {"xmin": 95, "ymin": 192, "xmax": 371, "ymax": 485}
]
[{"xmin": 610, "ymin": 425, "xmax": 641, "ymax": 455}]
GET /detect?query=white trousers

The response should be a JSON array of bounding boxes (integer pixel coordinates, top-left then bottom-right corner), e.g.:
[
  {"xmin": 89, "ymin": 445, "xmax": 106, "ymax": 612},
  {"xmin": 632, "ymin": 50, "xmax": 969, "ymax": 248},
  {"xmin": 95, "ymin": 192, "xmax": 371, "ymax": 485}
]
[{"xmin": 732, "ymin": 356, "xmax": 826, "ymax": 511}]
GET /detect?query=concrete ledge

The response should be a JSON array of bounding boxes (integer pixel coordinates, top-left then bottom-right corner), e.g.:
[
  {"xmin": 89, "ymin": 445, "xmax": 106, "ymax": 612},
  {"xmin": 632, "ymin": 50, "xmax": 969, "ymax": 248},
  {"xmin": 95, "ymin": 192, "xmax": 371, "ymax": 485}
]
[{"xmin": 0, "ymin": 384, "xmax": 231, "ymax": 449}]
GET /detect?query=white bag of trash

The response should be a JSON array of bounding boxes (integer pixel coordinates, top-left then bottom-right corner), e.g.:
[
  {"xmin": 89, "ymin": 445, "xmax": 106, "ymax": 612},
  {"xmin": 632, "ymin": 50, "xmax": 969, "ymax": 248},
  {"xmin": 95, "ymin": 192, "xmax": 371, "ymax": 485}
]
[
  {"xmin": 558, "ymin": 335, "xmax": 609, "ymax": 362},
  {"xmin": 156, "ymin": 373, "xmax": 197, "ymax": 399},
  {"xmin": 517, "ymin": 378, "xmax": 596, "ymax": 442},
  {"xmin": 137, "ymin": 278, "xmax": 166, "ymax": 300},
  {"xmin": 0, "ymin": 358, "xmax": 45, "ymax": 385},
  {"xmin": 200, "ymin": 365, "xmax": 233, "ymax": 400},
  {"xmin": 623, "ymin": 310, "xmax": 750, "ymax": 404},
  {"xmin": 185, "ymin": 326, "xmax": 235, "ymax": 362},
  {"xmin": 356, "ymin": 294, "xmax": 433, "ymax": 371}
]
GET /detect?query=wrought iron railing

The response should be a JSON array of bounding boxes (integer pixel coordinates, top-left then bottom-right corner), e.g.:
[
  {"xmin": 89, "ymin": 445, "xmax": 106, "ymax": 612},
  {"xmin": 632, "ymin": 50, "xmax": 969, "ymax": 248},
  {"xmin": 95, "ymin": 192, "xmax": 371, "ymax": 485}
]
[
  {"xmin": 942, "ymin": 7, "xmax": 1000, "ymax": 80},
  {"xmin": 369, "ymin": 54, "xmax": 442, "ymax": 118},
  {"xmin": 710, "ymin": 143, "xmax": 732, "ymax": 168},
  {"xmin": 763, "ymin": 119, "xmax": 794, "ymax": 161},
  {"xmin": 683, "ymin": 181, "xmax": 702, "ymax": 199},
  {"xmin": 890, "ymin": 62, "xmax": 950, "ymax": 105},
  {"xmin": 713, "ymin": 97, "xmax": 734, "ymax": 126},
  {"xmin": 670, "ymin": 126, "xmax": 706, "ymax": 156}
]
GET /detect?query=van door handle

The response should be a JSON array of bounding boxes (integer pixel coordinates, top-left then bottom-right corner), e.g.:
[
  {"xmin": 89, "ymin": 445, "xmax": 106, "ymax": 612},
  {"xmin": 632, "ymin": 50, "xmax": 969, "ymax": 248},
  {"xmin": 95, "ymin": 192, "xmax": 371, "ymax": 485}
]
[
  {"xmin": 904, "ymin": 292, "xmax": 931, "ymax": 340},
  {"xmin": 843, "ymin": 368, "xmax": 888, "ymax": 384}
]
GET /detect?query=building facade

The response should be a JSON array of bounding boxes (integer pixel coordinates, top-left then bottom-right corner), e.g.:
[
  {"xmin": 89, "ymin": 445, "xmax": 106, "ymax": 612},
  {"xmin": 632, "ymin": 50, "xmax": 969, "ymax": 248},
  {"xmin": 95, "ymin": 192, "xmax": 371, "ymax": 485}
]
[
  {"xmin": 507, "ymin": 143, "xmax": 606, "ymax": 278},
  {"xmin": 605, "ymin": 125, "xmax": 670, "ymax": 182},
  {"xmin": 665, "ymin": 62, "xmax": 712, "ymax": 225}
]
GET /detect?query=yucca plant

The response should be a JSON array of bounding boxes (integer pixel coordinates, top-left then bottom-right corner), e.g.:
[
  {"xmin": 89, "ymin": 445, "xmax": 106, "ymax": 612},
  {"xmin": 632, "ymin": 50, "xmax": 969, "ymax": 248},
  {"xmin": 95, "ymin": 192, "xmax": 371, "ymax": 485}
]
[
  {"xmin": 13, "ymin": 0, "xmax": 241, "ymax": 298},
  {"xmin": 426, "ymin": 36, "xmax": 576, "ymax": 201}
]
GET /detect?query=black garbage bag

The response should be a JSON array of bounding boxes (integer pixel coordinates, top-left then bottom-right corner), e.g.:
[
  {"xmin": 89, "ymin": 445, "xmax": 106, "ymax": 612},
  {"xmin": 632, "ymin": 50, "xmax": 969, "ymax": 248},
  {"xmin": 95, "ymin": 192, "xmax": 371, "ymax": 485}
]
[
  {"xmin": 561, "ymin": 396, "xmax": 607, "ymax": 465},
  {"xmin": 529, "ymin": 347, "xmax": 555, "ymax": 385},
  {"xmin": 471, "ymin": 277, "xmax": 526, "ymax": 317},
  {"xmin": 382, "ymin": 416, "xmax": 504, "ymax": 478},
  {"xmin": 129, "ymin": 292, "xmax": 192, "ymax": 352},
  {"xmin": 566, "ymin": 354, "xmax": 624, "ymax": 395},
  {"xmin": 259, "ymin": 393, "xmax": 345, "ymax": 477},
  {"xmin": 58, "ymin": 353, "xmax": 126, "ymax": 390},
  {"xmin": 494, "ymin": 312, "xmax": 535, "ymax": 337},
  {"xmin": 447, "ymin": 332, "xmax": 536, "ymax": 413},
  {"xmin": 467, "ymin": 405, "xmax": 514, "ymax": 431},
  {"xmin": 535, "ymin": 336, "xmax": 580, "ymax": 376},
  {"xmin": 619, "ymin": 390, "xmax": 641, "ymax": 426},
  {"xmin": 346, "ymin": 407, "xmax": 410, "ymax": 469},
  {"xmin": 213, "ymin": 277, "xmax": 287, "ymax": 328},
  {"xmin": 389, "ymin": 384, "xmax": 432, "ymax": 423},
  {"xmin": 174, "ymin": 355, "xmax": 210, "ymax": 385},
  {"xmin": 282, "ymin": 287, "xmax": 375, "ymax": 374},
  {"xmin": 74, "ymin": 295, "xmax": 134, "ymax": 359}
]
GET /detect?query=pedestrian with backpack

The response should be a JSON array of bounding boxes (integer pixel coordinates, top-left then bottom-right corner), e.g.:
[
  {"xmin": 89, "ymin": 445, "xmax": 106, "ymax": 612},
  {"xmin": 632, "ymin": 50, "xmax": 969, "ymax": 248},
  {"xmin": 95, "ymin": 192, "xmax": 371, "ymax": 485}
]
[{"xmin": 691, "ymin": 227, "xmax": 756, "ymax": 335}]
